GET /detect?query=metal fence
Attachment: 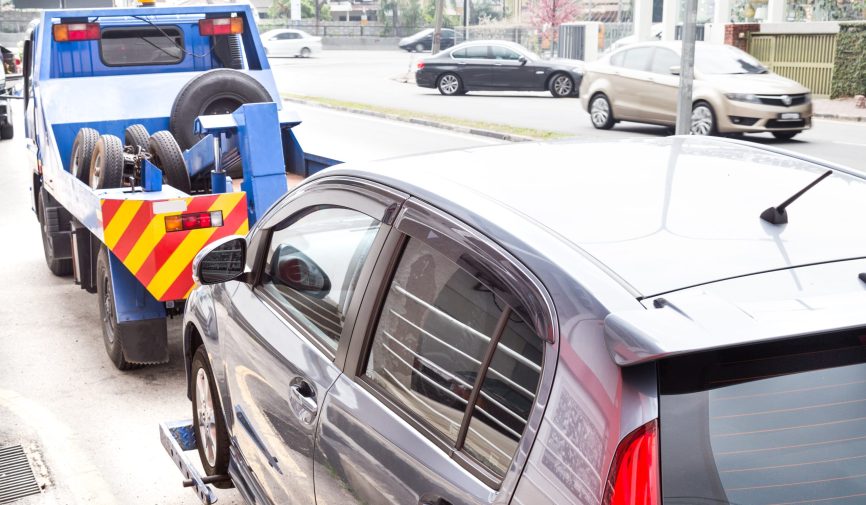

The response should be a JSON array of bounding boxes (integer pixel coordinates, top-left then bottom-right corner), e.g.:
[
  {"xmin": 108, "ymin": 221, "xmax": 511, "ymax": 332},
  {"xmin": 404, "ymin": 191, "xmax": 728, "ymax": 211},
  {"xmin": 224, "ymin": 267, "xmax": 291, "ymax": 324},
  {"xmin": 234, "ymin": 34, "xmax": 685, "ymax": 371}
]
[{"xmin": 748, "ymin": 33, "xmax": 836, "ymax": 96}]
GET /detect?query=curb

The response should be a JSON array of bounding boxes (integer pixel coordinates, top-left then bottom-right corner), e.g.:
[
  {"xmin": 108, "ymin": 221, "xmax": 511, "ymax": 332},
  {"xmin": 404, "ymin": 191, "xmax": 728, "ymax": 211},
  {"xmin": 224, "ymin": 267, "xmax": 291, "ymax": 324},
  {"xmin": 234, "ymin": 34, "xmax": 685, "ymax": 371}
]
[
  {"xmin": 814, "ymin": 112, "xmax": 866, "ymax": 122},
  {"xmin": 281, "ymin": 96, "xmax": 537, "ymax": 142}
]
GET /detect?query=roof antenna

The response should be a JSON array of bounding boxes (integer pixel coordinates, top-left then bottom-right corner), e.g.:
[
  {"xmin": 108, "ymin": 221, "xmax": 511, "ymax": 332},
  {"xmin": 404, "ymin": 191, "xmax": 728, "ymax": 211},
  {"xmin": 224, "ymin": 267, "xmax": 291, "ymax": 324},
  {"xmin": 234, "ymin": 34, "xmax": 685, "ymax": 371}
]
[{"xmin": 760, "ymin": 169, "xmax": 833, "ymax": 225}]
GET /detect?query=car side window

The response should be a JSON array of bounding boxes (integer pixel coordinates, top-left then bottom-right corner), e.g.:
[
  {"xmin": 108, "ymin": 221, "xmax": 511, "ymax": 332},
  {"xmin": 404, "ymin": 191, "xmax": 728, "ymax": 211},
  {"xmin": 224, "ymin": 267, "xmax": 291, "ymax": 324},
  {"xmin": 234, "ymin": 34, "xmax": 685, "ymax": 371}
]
[
  {"xmin": 465, "ymin": 45, "xmax": 489, "ymax": 59},
  {"xmin": 260, "ymin": 207, "xmax": 381, "ymax": 354},
  {"xmin": 451, "ymin": 48, "xmax": 467, "ymax": 59},
  {"xmin": 491, "ymin": 46, "xmax": 521, "ymax": 61},
  {"xmin": 363, "ymin": 237, "xmax": 544, "ymax": 479},
  {"xmin": 622, "ymin": 47, "xmax": 653, "ymax": 71},
  {"xmin": 651, "ymin": 48, "xmax": 679, "ymax": 74},
  {"xmin": 609, "ymin": 50, "xmax": 624, "ymax": 67}
]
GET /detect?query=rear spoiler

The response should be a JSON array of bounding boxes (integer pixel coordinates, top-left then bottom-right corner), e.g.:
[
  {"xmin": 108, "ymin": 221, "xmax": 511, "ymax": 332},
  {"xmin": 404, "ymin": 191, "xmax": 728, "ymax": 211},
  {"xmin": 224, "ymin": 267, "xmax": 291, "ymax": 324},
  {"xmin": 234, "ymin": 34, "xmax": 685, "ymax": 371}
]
[{"xmin": 604, "ymin": 290, "xmax": 866, "ymax": 366}]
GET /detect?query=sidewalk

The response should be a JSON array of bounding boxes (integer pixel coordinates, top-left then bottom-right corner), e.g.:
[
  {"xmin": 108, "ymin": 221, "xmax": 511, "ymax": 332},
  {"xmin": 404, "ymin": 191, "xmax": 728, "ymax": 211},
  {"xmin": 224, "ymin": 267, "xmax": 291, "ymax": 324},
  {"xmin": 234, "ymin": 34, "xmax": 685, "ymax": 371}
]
[{"xmin": 813, "ymin": 97, "xmax": 866, "ymax": 122}]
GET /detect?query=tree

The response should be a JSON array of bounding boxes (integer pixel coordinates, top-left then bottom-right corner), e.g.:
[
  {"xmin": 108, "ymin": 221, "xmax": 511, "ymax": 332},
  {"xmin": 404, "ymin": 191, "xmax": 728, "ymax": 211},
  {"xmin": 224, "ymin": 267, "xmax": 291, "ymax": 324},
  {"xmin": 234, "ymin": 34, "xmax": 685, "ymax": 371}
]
[{"xmin": 529, "ymin": 0, "xmax": 581, "ymax": 52}]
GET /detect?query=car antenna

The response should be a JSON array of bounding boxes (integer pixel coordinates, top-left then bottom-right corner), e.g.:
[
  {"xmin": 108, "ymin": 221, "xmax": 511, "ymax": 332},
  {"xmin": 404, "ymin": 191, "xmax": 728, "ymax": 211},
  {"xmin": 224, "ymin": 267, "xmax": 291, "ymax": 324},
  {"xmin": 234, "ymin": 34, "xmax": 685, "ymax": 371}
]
[{"xmin": 760, "ymin": 169, "xmax": 833, "ymax": 225}]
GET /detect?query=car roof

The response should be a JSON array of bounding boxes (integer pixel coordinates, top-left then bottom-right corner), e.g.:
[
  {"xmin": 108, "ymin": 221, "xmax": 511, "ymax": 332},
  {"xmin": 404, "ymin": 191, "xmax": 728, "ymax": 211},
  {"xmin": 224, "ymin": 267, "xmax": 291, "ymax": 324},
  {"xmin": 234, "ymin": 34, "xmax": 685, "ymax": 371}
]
[{"xmin": 322, "ymin": 137, "xmax": 866, "ymax": 298}]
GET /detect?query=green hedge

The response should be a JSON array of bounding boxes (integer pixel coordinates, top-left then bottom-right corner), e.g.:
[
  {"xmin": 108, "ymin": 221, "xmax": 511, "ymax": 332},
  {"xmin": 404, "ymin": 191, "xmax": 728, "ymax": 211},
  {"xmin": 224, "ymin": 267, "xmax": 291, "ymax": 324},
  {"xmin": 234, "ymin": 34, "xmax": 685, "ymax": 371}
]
[{"xmin": 831, "ymin": 21, "xmax": 866, "ymax": 98}]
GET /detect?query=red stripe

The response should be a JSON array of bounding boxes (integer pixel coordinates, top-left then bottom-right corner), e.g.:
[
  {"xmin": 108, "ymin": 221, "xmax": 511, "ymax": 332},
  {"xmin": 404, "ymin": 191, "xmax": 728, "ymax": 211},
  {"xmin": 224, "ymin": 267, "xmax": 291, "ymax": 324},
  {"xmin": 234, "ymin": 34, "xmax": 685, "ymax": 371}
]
[
  {"xmin": 111, "ymin": 204, "xmax": 152, "ymax": 261},
  {"xmin": 101, "ymin": 200, "xmax": 124, "ymax": 229},
  {"xmin": 160, "ymin": 200, "xmax": 248, "ymax": 301},
  {"xmin": 135, "ymin": 249, "xmax": 159, "ymax": 287},
  {"xmin": 185, "ymin": 194, "xmax": 221, "ymax": 214}
]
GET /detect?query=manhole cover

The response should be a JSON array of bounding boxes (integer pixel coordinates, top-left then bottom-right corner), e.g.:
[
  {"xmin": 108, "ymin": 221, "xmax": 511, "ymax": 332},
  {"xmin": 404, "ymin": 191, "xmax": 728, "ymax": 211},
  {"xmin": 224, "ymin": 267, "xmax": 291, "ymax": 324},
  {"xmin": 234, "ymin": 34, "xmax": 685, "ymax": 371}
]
[{"xmin": 0, "ymin": 445, "xmax": 40, "ymax": 504}]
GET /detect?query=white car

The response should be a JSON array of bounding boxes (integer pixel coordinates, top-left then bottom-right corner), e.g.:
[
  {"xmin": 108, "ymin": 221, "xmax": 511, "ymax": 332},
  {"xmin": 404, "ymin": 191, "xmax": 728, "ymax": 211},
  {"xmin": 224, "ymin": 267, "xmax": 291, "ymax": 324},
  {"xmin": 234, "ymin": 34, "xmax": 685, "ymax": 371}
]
[{"xmin": 261, "ymin": 29, "xmax": 322, "ymax": 58}]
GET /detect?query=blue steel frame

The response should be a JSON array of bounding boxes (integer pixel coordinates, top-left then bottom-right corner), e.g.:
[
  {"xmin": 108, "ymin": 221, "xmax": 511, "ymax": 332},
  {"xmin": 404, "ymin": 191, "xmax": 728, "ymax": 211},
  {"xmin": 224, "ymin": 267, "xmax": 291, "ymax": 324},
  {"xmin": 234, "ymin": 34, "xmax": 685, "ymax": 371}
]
[{"xmin": 107, "ymin": 250, "xmax": 166, "ymax": 322}]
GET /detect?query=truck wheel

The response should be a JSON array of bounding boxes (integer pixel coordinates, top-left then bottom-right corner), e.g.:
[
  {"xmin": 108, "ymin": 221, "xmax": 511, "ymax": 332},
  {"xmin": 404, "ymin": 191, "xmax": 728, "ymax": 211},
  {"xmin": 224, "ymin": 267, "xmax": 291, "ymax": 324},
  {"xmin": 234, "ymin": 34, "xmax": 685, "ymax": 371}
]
[
  {"xmin": 124, "ymin": 124, "xmax": 149, "ymax": 153},
  {"xmin": 147, "ymin": 131, "xmax": 191, "ymax": 194},
  {"xmin": 96, "ymin": 246, "xmax": 137, "ymax": 370},
  {"xmin": 70, "ymin": 128, "xmax": 99, "ymax": 183},
  {"xmin": 170, "ymin": 69, "xmax": 273, "ymax": 150},
  {"xmin": 38, "ymin": 189, "xmax": 73, "ymax": 276},
  {"xmin": 90, "ymin": 135, "xmax": 125, "ymax": 189},
  {"xmin": 192, "ymin": 346, "xmax": 231, "ymax": 481},
  {"xmin": 0, "ymin": 121, "xmax": 12, "ymax": 140}
]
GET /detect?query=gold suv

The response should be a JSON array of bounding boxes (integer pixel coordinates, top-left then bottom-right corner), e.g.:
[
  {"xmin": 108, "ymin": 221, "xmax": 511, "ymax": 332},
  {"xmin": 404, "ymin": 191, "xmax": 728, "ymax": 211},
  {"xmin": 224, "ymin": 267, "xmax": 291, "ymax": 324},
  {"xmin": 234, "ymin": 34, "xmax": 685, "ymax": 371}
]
[{"xmin": 579, "ymin": 41, "xmax": 812, "ymax": 140}]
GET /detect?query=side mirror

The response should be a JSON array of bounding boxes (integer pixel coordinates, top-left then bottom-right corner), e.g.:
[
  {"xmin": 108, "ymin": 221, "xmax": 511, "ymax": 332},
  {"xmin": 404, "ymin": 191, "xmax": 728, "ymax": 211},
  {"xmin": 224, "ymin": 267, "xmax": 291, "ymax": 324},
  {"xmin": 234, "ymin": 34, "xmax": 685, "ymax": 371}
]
[
  {"xmin": 270, "ymin": 244, "xmax": 331, "ymax": 298},
  {"xmin": 670, "ymin": 65, "xmax": 681, "ymax": 75},
  {"xmin": 518, "ymin": 56, "xmax": 527, "ymax": 65},
  {"xmin": 193, "ymin": 236, "xmax": 247, "ymax": 285}
]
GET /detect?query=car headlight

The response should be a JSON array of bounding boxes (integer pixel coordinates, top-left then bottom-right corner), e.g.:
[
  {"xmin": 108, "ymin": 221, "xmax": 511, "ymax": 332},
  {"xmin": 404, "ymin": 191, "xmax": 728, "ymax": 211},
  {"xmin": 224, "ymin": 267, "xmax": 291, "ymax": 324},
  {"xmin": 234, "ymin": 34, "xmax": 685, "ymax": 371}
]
[
  {"xmin": 804, "ymin": 92, "xmax": 812, "ymax": 104},
  {"xmin": 725, "ymin": 93, "xmax": 761, "ymax": 104}
]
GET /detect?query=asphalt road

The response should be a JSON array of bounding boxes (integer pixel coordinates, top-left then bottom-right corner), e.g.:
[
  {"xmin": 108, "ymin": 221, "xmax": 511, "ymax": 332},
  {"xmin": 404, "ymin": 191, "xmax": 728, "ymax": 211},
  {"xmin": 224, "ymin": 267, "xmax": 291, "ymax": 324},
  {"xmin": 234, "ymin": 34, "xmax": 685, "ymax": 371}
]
[
  {"xmin": 271, "ymin": 49, "xmax": 866, "ymax": 170},
  {"xmin": 0, "ymin": 101, "xmax": 495, "ymax": 504}
]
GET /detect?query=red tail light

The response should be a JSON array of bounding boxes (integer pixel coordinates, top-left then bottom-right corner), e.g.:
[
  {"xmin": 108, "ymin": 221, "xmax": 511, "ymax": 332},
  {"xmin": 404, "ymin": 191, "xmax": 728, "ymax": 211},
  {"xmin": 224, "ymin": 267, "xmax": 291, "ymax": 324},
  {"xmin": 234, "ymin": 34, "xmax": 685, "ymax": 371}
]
[
  {"xmin": 165, "ymin": 211, "xmax": 224, "ymax": 232},
  {"xmin": 603, "ymin": 420, "xmax": 660, "ymax": 505},
  {"xmin": 198, "ymin": 17, "xmax": 244, "ymax": 36},
  {"xmin": 417, "ymin": 61, "xmax": 425, "ymax": 70},
  {"xmin": 53, "ymin": 23, "xmax": 101, "ymax": 42}
]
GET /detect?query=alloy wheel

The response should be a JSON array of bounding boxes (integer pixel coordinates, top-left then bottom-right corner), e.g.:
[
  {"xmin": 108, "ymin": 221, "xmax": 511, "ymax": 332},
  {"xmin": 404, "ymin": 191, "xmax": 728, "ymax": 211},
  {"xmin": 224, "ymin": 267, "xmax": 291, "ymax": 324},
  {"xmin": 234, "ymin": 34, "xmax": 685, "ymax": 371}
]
[
  {"xmin": 690, "ymin": 105, "xmax": 714, "ymax": 135},
  {"xmin": 553, "ymin": 75, "xmax": 573, "ymax": 96},
  {"xmin": 591, "ymin": 97, "xmax": 610, "ymax": 127},
  {"xmin": 439, "ymin": 75, "xmax": 459, "ymax": 95},
  {"xmin": 196, "ymin": 368, "xmax": 218, "ymax": 468}
]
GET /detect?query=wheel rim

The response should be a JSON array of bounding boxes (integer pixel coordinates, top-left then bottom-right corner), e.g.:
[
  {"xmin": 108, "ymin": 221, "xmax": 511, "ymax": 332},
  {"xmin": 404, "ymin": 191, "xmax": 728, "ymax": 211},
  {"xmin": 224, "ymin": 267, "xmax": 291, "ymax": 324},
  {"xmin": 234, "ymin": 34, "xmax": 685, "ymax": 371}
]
[
  {"xmin": 90, "ymin": 153, "xmax": 102, "ymax": 188},
  {"xmin": 553, "ymin": 76, "xmax": 572, "ymax": 96},
  {"xmin": 440, "ymin": 75, "xmax": 459, "ymax": 95},
  {"xmin": 196, "ymin": 368, "xmax": 218, "ymax": 468},
  {"xmin": 301, "ymin": 48, "xmax": 310, "ymax": 57},
  {"xmin": 101, "ymin": 273, "xmax": 116, "ymax": 344},
  {"xmin": 690, "ymin": 106, "xmax": 713, "ymax": 135},
  {"xmin": 591, "ymin": 97, "xmax": 609, "ymax": 126}
]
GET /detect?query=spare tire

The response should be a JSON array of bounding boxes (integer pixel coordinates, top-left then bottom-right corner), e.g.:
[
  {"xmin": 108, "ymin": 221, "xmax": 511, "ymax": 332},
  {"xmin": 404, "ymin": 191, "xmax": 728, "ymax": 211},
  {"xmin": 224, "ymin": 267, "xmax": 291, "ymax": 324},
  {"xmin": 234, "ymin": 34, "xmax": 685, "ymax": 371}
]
[
  {"xmin": 169, "ymin": 69, "xmax": 273, "ymax": 151},
  {"xmin": 124, "ymin": 124, "xmax": 150, "ymax": 154},
  {"xmin": 147, "ymin": 131, "xmax": 191, "ymax": 194},
  {"xmin": 90, "ymin": 135, "xmax": 125, "ymax": 190}
]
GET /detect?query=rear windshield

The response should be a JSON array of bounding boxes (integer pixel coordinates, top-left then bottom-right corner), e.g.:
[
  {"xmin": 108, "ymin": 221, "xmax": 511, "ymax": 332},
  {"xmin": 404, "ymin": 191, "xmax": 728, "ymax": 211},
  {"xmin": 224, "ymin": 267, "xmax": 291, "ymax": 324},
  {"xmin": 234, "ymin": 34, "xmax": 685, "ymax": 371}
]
[
  {"xmin": 100, "ymin": 26, "xmax": 184, "ymax": 67},
  {"xmin": 660, "ymin": 328, "xmax": 866, "ymax": 505}
]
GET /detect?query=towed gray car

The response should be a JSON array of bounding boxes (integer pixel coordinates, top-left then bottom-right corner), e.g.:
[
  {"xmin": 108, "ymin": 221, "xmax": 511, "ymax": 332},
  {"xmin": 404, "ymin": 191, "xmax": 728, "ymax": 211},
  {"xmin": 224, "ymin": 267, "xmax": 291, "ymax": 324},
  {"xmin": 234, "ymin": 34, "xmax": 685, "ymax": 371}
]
[{"xmin": 183, "ymin": 136, "xmax": 866, "ymax": 505}]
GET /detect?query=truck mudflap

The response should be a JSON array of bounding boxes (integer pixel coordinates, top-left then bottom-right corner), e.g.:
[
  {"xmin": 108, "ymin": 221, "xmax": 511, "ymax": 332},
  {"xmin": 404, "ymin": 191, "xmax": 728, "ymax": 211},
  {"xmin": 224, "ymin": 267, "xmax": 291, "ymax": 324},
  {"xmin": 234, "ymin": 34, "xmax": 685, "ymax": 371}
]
[
  {"xmin": 100, "ymin": 193, "xmax": 248, "ymax": 302},
  {"xmin": 160, "ymin": 420, "xmax": 228, "ymax": 505}
]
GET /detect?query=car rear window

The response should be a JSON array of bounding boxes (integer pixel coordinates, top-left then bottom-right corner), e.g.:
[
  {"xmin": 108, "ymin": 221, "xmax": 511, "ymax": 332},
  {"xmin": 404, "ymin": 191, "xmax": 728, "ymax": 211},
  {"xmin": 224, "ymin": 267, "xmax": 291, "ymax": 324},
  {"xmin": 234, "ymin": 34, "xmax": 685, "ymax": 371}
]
[
  {"xmin": 100, "ymin": 26, "xmax": 184, "ymax": 67},
  {"xmin": 659, "ymin": 328, "xmax": 866, "ymax": 505}
]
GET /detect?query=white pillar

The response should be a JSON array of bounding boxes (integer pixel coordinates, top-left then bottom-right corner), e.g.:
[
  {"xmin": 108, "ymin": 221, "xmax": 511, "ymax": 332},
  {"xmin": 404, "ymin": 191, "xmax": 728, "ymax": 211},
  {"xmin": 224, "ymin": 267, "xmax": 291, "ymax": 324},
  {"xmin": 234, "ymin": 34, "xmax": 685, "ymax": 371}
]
[
  {"xmin": 662, "ymin": 0, "xmax": 678, "ymax": 41},
  {"xmin": 767, "ymin": 0, "xmax": 785, "ymax": 22},
  {"xmin": 634, "ymin": 0, "xmax": 654, "ymax": 42},
  {"xmin": 714, "ymin": 0, "xmax": 730, "ymax": 23}
]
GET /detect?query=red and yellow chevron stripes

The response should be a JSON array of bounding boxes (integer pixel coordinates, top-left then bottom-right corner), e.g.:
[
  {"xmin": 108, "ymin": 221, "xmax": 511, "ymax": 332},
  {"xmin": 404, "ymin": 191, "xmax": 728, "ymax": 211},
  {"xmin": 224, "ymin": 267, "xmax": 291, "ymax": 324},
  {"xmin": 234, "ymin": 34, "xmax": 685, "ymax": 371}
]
[{"xmin": 100, "ymin": 193, "xmax": 249, "ymax": 302}]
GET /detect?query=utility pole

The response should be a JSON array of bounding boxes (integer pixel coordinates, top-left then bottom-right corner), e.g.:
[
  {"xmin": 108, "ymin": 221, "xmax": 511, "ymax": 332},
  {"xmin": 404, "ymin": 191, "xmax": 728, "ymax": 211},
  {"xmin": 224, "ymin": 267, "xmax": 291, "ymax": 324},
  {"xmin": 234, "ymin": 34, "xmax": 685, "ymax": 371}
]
[
  {"xmin": 464, "ymin": 0, "xmax": 470, "ymax": 40},
  {"xmin": 432, "ymin": 0, "xmax": 445, "ymax": 53},
  {"xmin": 675, "ymin": 0, "xmax": 698, "ymax": 135}
]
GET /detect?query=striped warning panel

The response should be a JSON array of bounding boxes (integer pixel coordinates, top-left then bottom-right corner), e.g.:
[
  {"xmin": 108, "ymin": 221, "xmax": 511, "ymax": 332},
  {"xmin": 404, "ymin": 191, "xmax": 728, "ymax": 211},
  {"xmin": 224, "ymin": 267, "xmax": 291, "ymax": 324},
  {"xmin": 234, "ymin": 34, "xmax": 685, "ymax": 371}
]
[{"xmin": 100, "ymin": 193, "xmax": 249, "ymax": 302}]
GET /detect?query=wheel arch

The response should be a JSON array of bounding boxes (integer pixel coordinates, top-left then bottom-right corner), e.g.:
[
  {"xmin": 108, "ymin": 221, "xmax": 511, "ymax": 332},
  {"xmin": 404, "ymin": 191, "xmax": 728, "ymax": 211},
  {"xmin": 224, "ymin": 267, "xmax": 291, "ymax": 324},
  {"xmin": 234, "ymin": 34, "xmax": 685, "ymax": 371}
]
[{"xmin": 544, "ymin": 71, "xmax": 570, "ymax": 90}]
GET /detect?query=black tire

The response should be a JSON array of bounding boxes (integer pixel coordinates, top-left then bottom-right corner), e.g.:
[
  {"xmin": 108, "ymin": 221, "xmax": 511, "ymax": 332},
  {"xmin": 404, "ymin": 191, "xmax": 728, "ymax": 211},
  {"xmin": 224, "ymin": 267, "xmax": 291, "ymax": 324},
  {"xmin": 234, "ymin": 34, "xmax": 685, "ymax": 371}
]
[
  {"xmin": 772, "ymin": 131, "xmax": 800, "ymax": 141},
  {"xmin": 300, "ymin": 47, "xmax": 311, "ymax": 58},
  {"xmin": 589, "ymin": 93, "xmax": 615, "ymax": 130},
  {"xmin": 437, "ymin": 73, "xmax": 463, "ymax": 96},
  {"xmin": 38, "ymin": 189, "xmax": 73, "ymax": 276},
  {"xmin": 147, "ymin": 131, "xmax": 191, "ymax": 193},
  {"xmin": 90, "ymin": 135, "xmax": 125, "ymax": 189},
  {"xmin": 124, "ymin": 124, "xmax": 149, "ymax": 153},
  {"xmin": 70, "ymin": 128, "xmax": 100, "ymax": 183},
  {"xmin": 192, "ymin": 346, "xmax": 231, "ymax": 481},
  {"xmin": 548, "ymin": 73, "xmax": 574, "ymax": 98},
  {"xmin": 170, "ymin": 69, "xmax": 273, "ymax": 150},
  {"xmin": 0, "ymin": 121, "xmax": 12, "ymax": 140},
  {"xmin": 690, "ymin": 101, "xmax": 717, "ymax": 136},
  {"xmin": 96, "ymin": 246, "xmax": 137, "ymax": 370}
]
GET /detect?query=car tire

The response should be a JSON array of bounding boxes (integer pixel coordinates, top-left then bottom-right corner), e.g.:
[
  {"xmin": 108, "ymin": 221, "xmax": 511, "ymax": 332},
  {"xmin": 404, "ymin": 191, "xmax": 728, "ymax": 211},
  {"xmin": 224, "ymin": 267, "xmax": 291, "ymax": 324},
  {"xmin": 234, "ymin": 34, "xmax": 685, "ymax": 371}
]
[
  {"xmin": 772, "ymin": 131, "xmax": 800, "ymax": 141},
  {"xmin": 690, "ymin": 102, "xmax": 716, "ymax": 136},
  {"xmin": 70, "ymin": 127, "xmax": 100, "ymax": 184},
  {"xmin": 38, "ymin": 188, "xmax": 73, "ymax": 277},
  {"xmin": 147, "ymin": 131, "xmax": 191, "ymax": 193},
  {"xmin": 124, "ymin": 124, "xmax": 150, "ymax": 154},
  {"xmin": 589, "ymin": 93, "xmax": 615, "ymax": 130},
  {"xmin": 437, "ymin": 73, "xmax": 463, "ymax": 96},
  {"xmin": 549, "ymin": 73, "xmax": 574, "ymax": 98},
  {"xmin": 192, "ymin": 345, "xmax": 231, "ymax": 481},
  {"xmin": 96, "ymin": 246, "xmax": 138, "ymax": 371},
  {"xmin": 170, "ymin": 69, "xmax": 273, "ymax": 150},
  {"xmin": 0, "ymin": 121, "xmax": 12, "ymax": 140},
  {"xmin": 90, "ymin": 135, "xmax": 125, "ymax": 189},
  {"xmin": 301, "ymin": 47, "xmax": 311, "ymax": 58}
]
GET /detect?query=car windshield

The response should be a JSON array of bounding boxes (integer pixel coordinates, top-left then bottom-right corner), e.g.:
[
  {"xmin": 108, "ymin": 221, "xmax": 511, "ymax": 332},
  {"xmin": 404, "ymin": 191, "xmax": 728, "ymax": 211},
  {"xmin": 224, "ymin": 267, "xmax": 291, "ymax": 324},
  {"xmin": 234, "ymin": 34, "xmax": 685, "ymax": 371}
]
[{"xmin": 695, "ymin": 44, "xmax": 768, "ymax": 74}]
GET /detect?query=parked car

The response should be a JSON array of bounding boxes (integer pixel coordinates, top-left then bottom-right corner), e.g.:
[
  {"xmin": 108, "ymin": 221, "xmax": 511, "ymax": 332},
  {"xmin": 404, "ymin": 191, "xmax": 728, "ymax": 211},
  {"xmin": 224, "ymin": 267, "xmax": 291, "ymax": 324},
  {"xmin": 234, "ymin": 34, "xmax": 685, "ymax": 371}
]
[
  {"xmin": 261, "ymin": 29, "xmax": 322, "ymax": 58},
  {"xmin": 0, "ymin": 58, "xmax": 12, "ymax": 140},
  {"xmin": 183, "ymin": 135, "xmax": 866, "ymax": 505},
  {"xmin": 399, "ymin": 28, "xmax": 462, "ymax": 52},
  {"xmin": 580, "ymin": 41, "xmax": 812, "ymax": 139},
  {"xmin": 415, "ymin": 40, "xmax": 583, "ymax": 97}
]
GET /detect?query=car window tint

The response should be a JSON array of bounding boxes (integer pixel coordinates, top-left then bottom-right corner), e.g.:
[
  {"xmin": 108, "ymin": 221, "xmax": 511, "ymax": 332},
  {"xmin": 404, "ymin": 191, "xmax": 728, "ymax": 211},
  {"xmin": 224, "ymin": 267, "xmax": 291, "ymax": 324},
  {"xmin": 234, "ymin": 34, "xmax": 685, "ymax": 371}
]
[
  {"xmin": 609, "ymin": 50, "xmax": 624, "ymax": 67},
  {"xmin": 261, "ymin": 207, "xmax": 380, "ymax": 353},
  {"xmin": 364, "ymin": 238, "xmax": 505, "ymax": 444},
  {"xmin": 491, "ymin": 46, "xmax": 521, "ymax": 60},
  {"xmin": 451, "ymin": 48, "xmax": 467, "ymax": 59},
  {"xmin": 651, "ymin": 48, "xmax": 679, "ymax": 74},
  {"xmin": 465, "ymin": 45, "xmax": 489, "ymax": 59},
  {"xmin": 622, "ymin": 47, "xmax": 653, "ymax": 71}
]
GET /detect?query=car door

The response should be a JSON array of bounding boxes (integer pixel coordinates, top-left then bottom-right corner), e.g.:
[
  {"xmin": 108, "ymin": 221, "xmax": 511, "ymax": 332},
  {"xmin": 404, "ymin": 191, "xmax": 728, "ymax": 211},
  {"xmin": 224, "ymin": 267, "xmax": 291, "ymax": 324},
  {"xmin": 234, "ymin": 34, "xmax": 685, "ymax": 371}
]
[
  {"xmin": 219, "ymin": 178, "xmax": 406, "ymax": 505},
  {"xmin": 610, "ymin": 46, "xmax": 654, "ymax": 121},
  {"xmin": 451, "ymin": 45, "xmax": 490, "ymax": 88},
  {"xmin": 641, "ymin": 47, "xmax": 680, "ymax": 125},
  {"xmin": 487, "ymin": 45, "xmax": 534, "ymax": 90},
  {"xmin": 314, "ymin": 198, "xmax": 557, "ymax": 505}
]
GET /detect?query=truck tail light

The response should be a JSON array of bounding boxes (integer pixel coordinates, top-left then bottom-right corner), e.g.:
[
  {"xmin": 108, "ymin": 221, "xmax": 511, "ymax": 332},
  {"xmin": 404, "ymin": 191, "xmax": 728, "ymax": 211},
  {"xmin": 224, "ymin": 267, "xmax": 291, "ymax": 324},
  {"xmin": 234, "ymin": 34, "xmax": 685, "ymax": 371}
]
[
  {"xmin": 417, "ymin": 61, "xmax": 425, "ymax": 70},
  {"xmin": 603, "ymin": 420, "xmax": 660, "ymax": 505},
  {"xmin": 165, "ymin": 211, "xmax": 224, "ymax": 232},
  {"xmin": 53, "ymin": 23, "xmax": 101, "ymax": 42},
  {"xmin": 198, "ymin": 18, "xmax": 244, "ymax": 36}
]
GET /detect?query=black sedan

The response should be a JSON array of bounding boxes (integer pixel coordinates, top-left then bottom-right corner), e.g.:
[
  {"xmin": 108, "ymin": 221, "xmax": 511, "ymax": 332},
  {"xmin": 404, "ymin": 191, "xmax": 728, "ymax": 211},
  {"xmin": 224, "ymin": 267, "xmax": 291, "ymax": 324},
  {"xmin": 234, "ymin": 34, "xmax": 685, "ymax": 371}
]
[
  {"xmin": 399, "ymin": 28, "xmax": 462, "ymax": 52},
  {"xmin": 415, "ymin": 40, "xmax": 583, "ymax": 97}
]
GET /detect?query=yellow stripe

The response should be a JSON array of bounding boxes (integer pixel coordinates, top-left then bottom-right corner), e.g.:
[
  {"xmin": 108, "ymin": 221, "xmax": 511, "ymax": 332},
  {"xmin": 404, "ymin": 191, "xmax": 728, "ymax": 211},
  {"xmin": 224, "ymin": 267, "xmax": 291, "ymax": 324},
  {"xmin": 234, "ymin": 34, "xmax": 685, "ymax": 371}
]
[
  {"xmin": 147, "ymin": 194, "xmax": 244, "ymax": 300},
  {"xmin": 103, "ymin": 200, "xmax": 144, "ymax": 249},
  {"xmin": 124, "ymin": 197, "xmax": 194, "ymax": 274}
]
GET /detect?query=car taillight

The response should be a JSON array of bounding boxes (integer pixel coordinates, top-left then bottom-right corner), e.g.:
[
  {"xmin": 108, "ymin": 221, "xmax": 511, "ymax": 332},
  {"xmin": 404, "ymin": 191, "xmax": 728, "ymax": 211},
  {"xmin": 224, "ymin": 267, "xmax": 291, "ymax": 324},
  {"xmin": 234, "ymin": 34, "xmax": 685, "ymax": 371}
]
[
  {"xmin": 603, "ymin": 419, "xmax": 659, "ymax": 505},
  {"xmin": 417, "ymin": 61, "xmax": 425, "ymax": 70},
  {"xmin": 198, "ymin": 17, "xmax": 244, "ymax": 36},
  {"xmin": 165, "ymin": 211, "xmax": 224, "ymax": 232},
  {"xmin": 53, "ymin": 23, "xmax": 101, "ymax": 42}
]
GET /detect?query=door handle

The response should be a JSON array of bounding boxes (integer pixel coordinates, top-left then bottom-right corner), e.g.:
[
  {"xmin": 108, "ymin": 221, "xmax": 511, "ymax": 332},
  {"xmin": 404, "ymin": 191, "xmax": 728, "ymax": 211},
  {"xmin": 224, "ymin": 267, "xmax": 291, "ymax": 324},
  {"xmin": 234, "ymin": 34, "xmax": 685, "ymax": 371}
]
[{"xmin": 289, "ymin": 380, "xmax": 318, "ymax": 424}]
